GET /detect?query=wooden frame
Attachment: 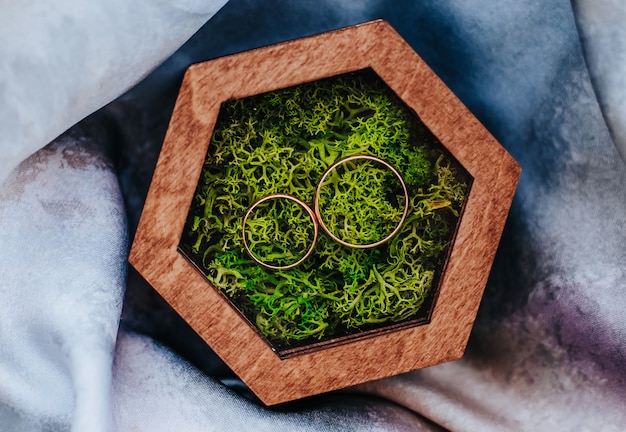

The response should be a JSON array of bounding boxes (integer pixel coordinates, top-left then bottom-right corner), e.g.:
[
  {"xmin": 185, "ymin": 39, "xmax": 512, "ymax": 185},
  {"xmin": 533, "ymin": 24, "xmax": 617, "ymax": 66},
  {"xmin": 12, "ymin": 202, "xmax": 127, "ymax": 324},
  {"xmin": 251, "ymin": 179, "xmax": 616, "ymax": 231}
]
[{"xmin": 129, "ymin": 20, "xmax": 521, "ymax": 405}]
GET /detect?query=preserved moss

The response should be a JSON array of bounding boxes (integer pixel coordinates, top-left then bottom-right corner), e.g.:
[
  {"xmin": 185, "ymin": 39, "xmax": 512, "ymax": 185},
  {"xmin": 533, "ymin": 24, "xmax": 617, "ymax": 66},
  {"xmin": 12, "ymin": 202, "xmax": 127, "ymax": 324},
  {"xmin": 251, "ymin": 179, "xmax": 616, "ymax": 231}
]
[{"xmin": 179, "ymin": 69, "xmax": 470, "ymax": 349}]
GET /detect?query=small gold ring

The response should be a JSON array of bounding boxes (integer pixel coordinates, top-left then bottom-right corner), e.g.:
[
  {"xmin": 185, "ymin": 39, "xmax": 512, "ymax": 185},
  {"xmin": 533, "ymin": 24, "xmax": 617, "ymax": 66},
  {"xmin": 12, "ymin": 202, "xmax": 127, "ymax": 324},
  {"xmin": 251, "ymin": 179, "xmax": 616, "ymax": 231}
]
[
  {"xmin": 242, "ymin": 194, "xmax": 318, "ymax": 271},
  {"xmin": 314, "ymin": 155, "xmax": 409, "ymax": 249}
]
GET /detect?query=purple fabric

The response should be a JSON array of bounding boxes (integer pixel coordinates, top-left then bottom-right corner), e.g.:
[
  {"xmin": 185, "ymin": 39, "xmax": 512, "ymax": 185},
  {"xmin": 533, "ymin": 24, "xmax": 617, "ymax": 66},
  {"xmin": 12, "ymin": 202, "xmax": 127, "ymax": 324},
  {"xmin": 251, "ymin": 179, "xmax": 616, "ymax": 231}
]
[{"xmin": 1, "ymin": 0, "xmax": 625, "ymax": 430}]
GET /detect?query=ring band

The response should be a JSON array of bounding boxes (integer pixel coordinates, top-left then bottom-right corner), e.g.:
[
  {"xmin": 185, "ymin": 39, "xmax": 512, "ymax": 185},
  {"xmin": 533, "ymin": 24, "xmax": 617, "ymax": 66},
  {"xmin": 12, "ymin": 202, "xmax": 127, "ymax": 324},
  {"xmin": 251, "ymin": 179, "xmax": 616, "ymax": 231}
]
[
  {"xmin": 242, "ymin": 194, "xmax": 319, "ymax": 271},
  {"xmin": 314, "ymin": 155, "xmax": 409, "ymax": 249}
]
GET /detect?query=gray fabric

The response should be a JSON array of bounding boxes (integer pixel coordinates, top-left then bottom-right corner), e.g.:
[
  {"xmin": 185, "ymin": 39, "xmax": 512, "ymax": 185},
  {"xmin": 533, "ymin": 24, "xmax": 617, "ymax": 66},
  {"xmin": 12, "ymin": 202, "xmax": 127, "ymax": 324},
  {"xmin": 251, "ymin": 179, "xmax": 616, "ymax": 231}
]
[
  {"xmin": 2, "ymin": 0, "xmax": 626, "ymax": 431},
  {"xmin": 573, "ymin": 0, "xmax": 626, "ymax": 161},
  {"xmin": 0, "ymin": 130, "xmax": 126, "ymax": 432},
  {"xmin": 0, "ymin": 0, "xmax": 228, "ymax": 185}
]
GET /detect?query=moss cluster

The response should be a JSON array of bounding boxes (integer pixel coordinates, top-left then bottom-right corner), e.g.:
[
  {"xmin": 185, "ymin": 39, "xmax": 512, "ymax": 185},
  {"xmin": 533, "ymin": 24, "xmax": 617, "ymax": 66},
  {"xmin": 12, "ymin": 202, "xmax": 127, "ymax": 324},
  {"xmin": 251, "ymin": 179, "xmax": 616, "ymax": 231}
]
[{"xmin": 180, "ymin": 70, "xmax": 470, "ymax": 349}]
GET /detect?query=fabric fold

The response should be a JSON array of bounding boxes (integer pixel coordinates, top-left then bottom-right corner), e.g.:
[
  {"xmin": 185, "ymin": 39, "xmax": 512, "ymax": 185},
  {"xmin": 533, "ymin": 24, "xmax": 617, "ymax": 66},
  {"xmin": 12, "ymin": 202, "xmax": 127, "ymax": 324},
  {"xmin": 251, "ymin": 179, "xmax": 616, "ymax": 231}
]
[
  {"xmin": 0, "ymin": 0, "xmax": 229, "ymax": 185},
  {"xmin": 0, "ymin": 129, "xmax": 127, "ymax": 431},
  {"xmin": 572, "ymin": 0, "xmax": 626, "ymax": 163}
]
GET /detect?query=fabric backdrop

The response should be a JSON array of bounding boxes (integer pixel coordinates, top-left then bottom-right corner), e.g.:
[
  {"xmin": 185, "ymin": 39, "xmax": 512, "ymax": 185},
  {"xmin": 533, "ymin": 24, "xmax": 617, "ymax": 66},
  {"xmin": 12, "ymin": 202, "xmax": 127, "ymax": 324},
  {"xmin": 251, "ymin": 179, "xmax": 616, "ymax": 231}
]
[{"xmin": 1, "ymin": 1, "xmax": 625, "ymax": 431}]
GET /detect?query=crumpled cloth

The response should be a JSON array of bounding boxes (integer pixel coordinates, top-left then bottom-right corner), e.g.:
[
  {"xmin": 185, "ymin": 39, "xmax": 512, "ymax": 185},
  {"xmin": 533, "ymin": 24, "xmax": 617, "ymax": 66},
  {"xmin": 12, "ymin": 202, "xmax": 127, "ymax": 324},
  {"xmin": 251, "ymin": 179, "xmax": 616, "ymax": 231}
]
[{"xmin": 2, "ymin": 1, "xmax": 626, "ymax": 431}]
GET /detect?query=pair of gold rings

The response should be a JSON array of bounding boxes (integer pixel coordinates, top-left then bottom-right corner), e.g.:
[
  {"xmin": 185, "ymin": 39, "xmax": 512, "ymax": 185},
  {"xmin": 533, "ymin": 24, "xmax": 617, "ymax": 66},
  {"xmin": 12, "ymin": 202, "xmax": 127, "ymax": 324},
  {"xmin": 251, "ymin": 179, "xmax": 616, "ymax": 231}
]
[{"xmin": 242, "ymin": 155, "xmax": 409, "ymax": 270}]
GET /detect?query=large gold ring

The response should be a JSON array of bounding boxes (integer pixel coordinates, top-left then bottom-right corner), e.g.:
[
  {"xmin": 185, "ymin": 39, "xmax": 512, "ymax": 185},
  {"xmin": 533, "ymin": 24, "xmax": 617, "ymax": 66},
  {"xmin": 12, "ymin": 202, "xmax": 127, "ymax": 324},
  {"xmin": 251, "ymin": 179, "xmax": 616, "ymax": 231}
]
[
  {"xmin": 242, "ymin": 194, "xmax": 318, "ymax": 271},
  {"xmin": 314, "ymin": 155, "xmax": 409, "ymax": 249}
]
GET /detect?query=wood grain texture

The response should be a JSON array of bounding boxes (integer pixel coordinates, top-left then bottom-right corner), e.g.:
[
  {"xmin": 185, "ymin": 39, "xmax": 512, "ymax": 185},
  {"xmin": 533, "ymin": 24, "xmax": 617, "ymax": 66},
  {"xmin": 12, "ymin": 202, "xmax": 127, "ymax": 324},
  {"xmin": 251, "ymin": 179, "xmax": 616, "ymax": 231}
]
[{"xmin": 129, "ymin": 20, "xmax": 521, "ymax": 405}]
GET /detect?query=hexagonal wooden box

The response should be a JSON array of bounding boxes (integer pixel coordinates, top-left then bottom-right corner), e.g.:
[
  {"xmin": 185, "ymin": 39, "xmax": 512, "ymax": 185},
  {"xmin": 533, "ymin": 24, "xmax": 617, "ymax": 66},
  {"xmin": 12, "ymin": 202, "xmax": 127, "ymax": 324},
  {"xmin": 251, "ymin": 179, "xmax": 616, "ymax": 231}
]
[{"xmin": 129, "ymin": 20, "xmax": 520, "ymax": 405}]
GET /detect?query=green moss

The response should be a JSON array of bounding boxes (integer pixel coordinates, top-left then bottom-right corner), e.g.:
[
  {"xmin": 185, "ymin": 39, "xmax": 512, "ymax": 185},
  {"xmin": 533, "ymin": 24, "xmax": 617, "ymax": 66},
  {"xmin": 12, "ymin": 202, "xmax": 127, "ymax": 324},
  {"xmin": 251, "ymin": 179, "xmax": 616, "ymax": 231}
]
[{"xmin": 180, "ymin": 69, "xmax": 470, "ymax": 348}]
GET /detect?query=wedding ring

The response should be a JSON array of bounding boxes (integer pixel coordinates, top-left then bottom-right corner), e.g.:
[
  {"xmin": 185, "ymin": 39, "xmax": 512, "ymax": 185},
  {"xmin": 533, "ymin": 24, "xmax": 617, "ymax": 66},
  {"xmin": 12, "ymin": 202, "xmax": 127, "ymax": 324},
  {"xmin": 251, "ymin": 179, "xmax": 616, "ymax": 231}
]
[
  {"xmin": 242, "ymin": 155, "xmax": 409, "ymax": 270},
  {"xmin": 242, "ymin": 194, "xmax": 318, "ymax": 271},
  {"xmin": 314, "ymin": 155, "xmax": 409, "ymax": 249}
]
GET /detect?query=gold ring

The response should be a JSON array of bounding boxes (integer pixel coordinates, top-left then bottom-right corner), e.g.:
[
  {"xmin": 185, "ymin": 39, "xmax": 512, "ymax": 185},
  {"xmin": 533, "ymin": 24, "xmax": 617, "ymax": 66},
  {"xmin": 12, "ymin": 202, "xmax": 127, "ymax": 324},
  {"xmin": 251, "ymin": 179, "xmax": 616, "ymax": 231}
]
[
  {"xmin": 314, "ymin": 155, "xmax": 409, "ymax": 249},
  {"xmin": 242, "ymin": 194, "xmax": 319, "ymax": 271}
]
